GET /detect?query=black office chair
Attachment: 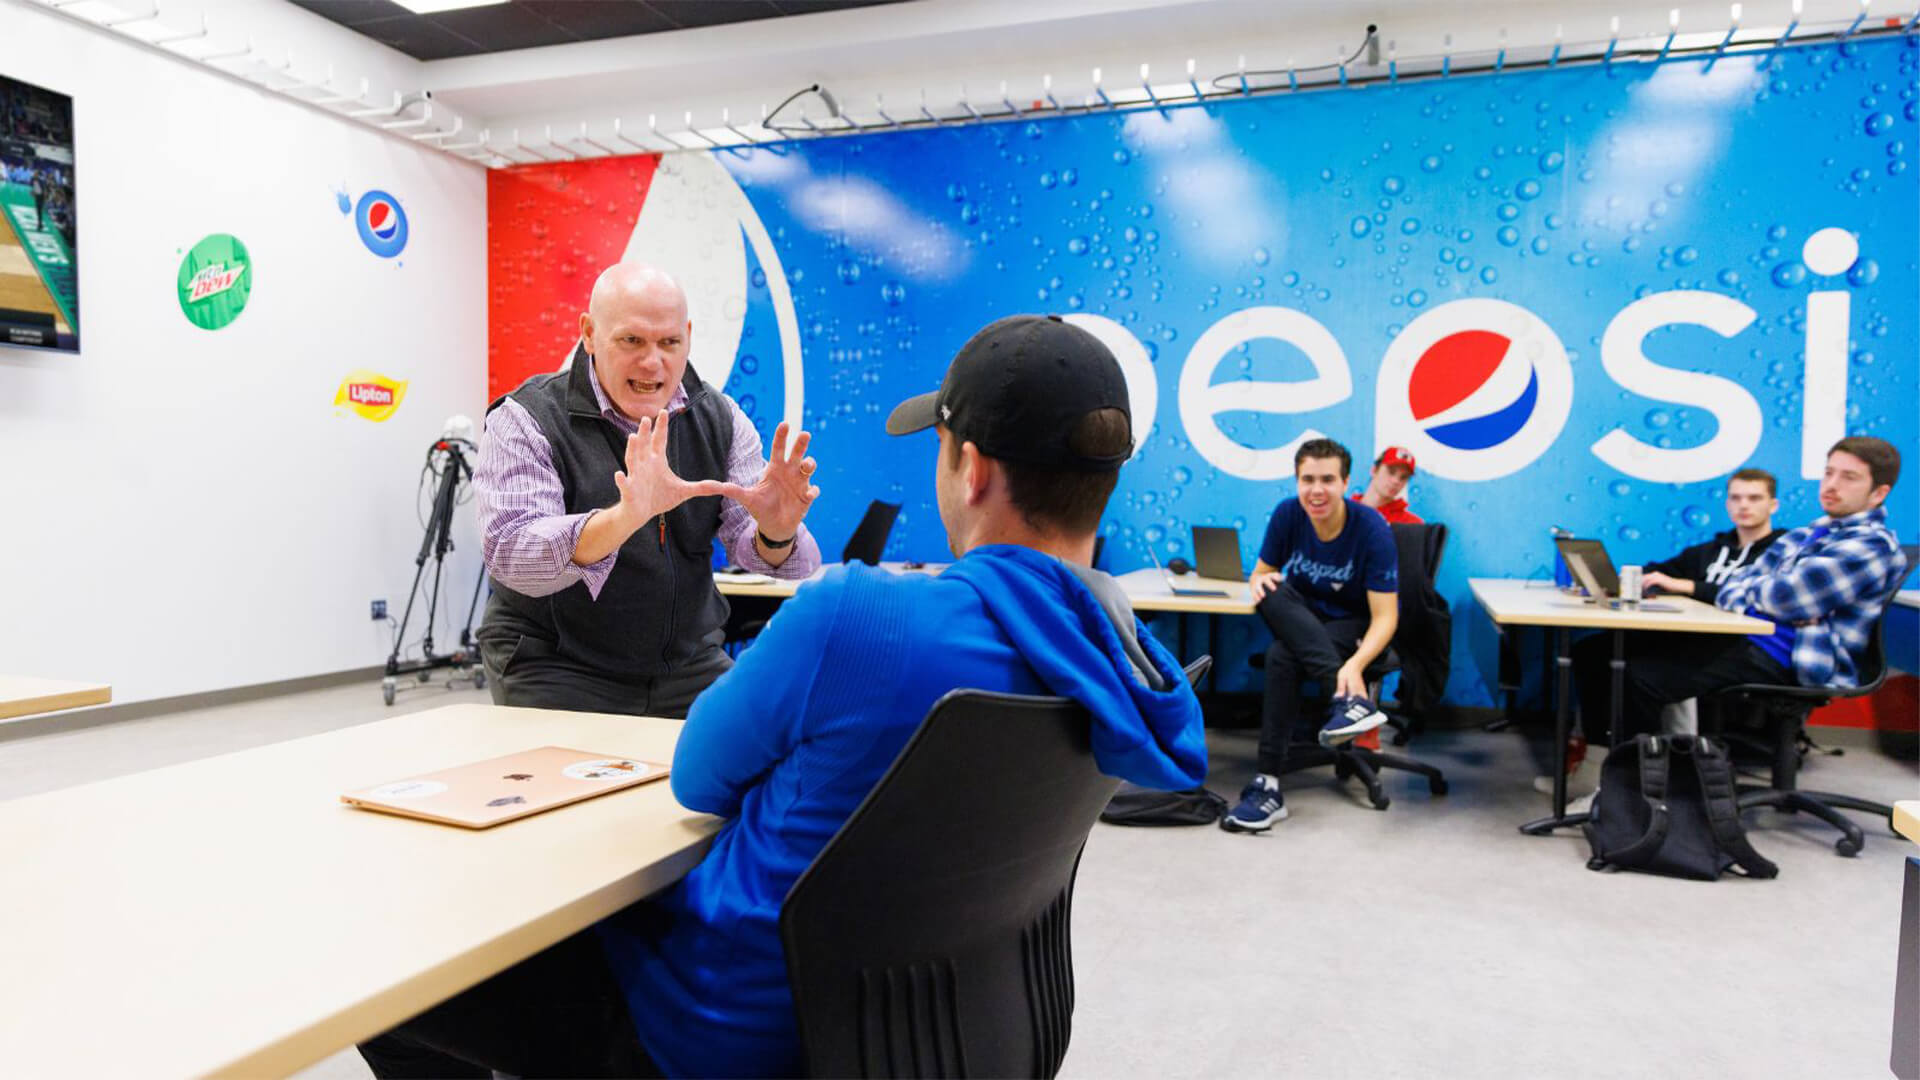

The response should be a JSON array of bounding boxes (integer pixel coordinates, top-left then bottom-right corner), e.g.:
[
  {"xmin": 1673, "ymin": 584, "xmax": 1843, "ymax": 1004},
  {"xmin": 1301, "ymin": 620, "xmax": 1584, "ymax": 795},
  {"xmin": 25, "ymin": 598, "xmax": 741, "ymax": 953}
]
[
  {"xmin": 843, "ymin": 500, "xmax": 903, "ymax": 566},
  {"xmin": 1706, "ymin": 543, "xmax": 1916, "ymax": 857},
  {"xmin": 1260, "ymin": 523, "xmax": 1451, "ymax": 810},
  {"xmin": 781, "ymin": 689, "xmax": 1121, "ymax": 1078}
]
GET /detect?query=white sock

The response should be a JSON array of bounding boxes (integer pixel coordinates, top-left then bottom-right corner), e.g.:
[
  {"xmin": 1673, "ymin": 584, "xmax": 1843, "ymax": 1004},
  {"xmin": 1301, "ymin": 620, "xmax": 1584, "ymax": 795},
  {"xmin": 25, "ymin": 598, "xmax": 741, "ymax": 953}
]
[{"xmin": 1259, "ymin": 773, "xmax": 1279, "ymax": 789}]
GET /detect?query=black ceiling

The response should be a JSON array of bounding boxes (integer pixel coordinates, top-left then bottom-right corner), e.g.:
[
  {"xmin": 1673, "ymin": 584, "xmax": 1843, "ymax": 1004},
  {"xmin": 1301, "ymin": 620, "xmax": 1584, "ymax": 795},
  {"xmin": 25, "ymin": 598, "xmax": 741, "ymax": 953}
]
[{"xmin": 288, "ymin": 0, "xmax": 910, "ymax": 61}]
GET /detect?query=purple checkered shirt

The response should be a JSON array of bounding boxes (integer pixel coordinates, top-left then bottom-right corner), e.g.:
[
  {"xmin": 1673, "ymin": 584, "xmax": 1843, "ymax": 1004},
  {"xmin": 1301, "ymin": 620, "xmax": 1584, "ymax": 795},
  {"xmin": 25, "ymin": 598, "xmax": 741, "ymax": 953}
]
[{"xmin": 477, "ymin": 356, "xmax": 820, "ymax": 599}]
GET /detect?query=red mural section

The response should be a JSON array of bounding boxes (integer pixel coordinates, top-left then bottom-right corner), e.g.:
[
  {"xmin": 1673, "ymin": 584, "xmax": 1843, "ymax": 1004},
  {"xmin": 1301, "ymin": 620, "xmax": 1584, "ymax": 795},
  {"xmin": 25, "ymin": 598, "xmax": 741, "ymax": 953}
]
[{"xmin": 487, "ymin": 155, "xmax": 660, "ymax": 401}]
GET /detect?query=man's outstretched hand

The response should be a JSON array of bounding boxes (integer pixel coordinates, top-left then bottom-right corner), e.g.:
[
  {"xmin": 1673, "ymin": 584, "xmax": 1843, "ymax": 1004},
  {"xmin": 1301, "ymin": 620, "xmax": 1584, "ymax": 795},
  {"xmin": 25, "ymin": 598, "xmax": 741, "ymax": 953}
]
[{"xmin": 716, "ymin": 421, "xmax": 819, "ymax": 541}]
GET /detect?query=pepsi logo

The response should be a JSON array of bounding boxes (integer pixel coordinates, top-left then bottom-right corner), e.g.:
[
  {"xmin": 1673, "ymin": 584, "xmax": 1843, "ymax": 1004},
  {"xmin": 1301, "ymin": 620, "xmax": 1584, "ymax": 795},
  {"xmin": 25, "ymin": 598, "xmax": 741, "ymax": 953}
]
[
  {"xmin": 353, "ymin": 189, "xmax": 409, "ymax": 259},
  {"xmin": 1375, "ymin": 299, "xmax": 1572, "ymax": 481}
]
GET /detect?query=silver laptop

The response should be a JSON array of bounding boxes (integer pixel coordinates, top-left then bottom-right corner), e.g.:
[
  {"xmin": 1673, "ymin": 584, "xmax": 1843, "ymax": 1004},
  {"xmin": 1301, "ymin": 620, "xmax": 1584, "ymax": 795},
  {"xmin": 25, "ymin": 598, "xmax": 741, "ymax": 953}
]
[
  {"xmin": 1555, "ymin": 536, "xmax": 1680, "ymax": 612},
  {"xmin": 1147, "ymin": 546, "xmax": 1230, "ymax": 598}
]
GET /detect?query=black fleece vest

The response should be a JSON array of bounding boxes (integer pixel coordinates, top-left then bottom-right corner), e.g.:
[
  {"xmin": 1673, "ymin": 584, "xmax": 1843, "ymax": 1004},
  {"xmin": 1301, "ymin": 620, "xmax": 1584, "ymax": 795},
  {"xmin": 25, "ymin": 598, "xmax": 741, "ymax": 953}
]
[{"xmin": 483, "ymin": 344, "xmax": 733, "ymax": 679}]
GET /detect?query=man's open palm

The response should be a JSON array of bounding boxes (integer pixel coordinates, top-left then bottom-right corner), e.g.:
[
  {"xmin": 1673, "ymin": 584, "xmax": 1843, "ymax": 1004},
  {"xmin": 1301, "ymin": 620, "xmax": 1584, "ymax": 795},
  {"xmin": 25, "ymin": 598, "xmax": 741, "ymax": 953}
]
[
  {"xmin": 613, "ymin": 411, "xmax": 732, "ymax": 526},
  {"xmin": 716, "ymin": 421, "xmax": 819, "ymax": 540}
]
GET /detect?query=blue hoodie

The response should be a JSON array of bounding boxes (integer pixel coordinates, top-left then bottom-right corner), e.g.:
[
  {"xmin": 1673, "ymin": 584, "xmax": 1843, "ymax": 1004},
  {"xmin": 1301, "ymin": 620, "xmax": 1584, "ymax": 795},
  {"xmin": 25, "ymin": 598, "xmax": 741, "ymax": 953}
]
[{"xmin": 597, "ymin": 544, "xmax": 1207, "ymax": 1078}]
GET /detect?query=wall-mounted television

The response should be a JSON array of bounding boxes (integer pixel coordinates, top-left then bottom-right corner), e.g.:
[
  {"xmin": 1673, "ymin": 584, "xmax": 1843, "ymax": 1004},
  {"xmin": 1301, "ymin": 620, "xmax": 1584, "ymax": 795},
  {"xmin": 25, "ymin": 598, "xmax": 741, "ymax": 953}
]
[{"xmin": 0, "ymin": 73, "xmax": 76, "ymax": 352}]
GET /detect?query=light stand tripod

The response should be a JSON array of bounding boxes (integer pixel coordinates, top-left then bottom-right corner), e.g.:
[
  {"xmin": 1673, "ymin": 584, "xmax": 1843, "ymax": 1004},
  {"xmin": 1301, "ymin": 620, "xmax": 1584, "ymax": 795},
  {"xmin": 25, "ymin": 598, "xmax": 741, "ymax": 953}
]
[{"xmin": 383, "ymin": 436, "xmax": 486, "ymax": 705}]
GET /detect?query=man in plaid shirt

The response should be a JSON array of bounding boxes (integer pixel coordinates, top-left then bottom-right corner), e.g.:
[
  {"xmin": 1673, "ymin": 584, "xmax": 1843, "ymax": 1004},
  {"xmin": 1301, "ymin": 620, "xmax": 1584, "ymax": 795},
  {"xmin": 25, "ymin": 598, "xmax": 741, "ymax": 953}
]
[{"xmin": 1576, "ymin": 436, "xmax": 1906, "ymax": 743}]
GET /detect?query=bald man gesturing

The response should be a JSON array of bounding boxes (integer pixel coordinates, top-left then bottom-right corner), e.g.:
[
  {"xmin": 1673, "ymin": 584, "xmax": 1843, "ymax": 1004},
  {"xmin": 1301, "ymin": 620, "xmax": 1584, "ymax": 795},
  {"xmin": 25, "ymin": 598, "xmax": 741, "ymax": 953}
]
[{"xmin": 474, "ymin": 262, "xmax": 822, "ymax": 717}]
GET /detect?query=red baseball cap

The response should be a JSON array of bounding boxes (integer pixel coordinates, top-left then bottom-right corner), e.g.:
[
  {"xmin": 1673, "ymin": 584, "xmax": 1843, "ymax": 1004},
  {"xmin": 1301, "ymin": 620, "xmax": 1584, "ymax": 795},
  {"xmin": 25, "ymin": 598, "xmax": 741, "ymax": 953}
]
[{"xmin": 1376, "ymin": 446, "xmax": 1417, "ymax": 473}]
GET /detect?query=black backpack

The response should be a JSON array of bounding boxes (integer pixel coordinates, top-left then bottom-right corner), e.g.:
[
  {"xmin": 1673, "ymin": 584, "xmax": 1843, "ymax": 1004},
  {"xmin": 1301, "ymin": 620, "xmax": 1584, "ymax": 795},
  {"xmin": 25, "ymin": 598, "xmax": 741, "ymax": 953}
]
[
  {"xmin": 1583, "ymin": 734, "xmax": 1779, "ymax": 881},
  {"xmin": 1099, "ymin": 783, "xmax": 1229, "ymax": 827}
]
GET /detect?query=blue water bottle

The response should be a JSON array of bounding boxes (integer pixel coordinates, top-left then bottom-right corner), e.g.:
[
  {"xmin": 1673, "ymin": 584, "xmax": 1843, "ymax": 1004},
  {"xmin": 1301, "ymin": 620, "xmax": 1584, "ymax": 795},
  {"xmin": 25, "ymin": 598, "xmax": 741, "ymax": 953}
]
[{"xmin": 1550, "ymin": 526, "xmax": 1574, "ymax": 591}]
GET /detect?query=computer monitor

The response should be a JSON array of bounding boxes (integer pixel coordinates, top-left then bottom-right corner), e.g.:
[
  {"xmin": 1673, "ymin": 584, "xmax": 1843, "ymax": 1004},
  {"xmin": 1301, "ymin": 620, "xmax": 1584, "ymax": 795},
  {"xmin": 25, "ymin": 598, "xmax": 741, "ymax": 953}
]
[
  {"xmin": 1191, "ymin": 525, "xmax": 1244, "ymax": 580},
  {"xmin": 841, "ymin": 500, "xmax": 901, "ymax": 566}
]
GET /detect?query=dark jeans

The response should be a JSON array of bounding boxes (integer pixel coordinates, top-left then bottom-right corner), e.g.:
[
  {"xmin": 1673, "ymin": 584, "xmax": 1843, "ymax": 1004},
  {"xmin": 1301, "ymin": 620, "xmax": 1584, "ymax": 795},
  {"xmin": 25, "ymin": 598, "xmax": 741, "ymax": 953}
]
[
  {"xmin": 356, "ymin": 927, "xmax": 661, "ymax": 1079},
  {"xmin": 477, "ymin": 632, "xmax": 732, "ymax": 720},
  {"xmin": 1572, "ymin": 630, "xmax": 1791, "ymax": 746},
  {"xmin": 1256, "ymin": 581, "xmax": 1367, "ymax": 775}
]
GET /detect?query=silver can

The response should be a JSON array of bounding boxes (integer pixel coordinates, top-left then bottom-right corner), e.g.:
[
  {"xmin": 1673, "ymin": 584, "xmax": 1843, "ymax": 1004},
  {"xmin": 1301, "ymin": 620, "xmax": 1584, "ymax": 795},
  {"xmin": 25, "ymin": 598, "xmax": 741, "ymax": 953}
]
[{"xmin": 1619, "ymin": 564, "xmax": 1643, "ymax": 606}]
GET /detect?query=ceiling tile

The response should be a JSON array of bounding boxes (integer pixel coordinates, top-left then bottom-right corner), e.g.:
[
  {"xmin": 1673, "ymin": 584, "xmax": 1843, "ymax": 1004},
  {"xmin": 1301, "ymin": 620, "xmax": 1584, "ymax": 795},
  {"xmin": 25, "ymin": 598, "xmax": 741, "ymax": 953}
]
[
  {"xmin": 347, "ymin": 14, "xmax": 487, "ymax": 60},
  {"xmin": 521, "ymin": 1, "xmax": 677, "ymax": 38},
  {"xmin": 645, "ymin": 1, "xmax": 784, "ymax": 31},
  {"xmin": 429, "ymin": 4, "xmax": 579, "ymax": 50}
]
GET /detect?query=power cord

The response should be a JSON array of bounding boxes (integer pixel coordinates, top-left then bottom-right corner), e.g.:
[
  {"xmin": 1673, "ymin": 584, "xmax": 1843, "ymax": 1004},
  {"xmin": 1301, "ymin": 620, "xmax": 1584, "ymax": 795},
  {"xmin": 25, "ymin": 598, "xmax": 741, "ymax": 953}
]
[{"xmin": 764, "ymin": 83, "xmax": 843, "ymax": 135}]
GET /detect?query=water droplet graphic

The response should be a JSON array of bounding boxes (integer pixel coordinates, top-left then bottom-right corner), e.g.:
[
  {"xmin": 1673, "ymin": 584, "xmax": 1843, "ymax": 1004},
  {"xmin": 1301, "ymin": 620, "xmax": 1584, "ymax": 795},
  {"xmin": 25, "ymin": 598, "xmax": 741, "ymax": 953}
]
[
  {"xmin": 1771, "ymin": 261, "xmax": 1808, "ymax": 287},
  {"xmin": 1865, "ymin": 112, "xmax": 1894, "ymax": 136},
  {"xmin": 1538, "ymin": 150, "xmax": 1565, "ymax": 173},
  {"xmin": 1039, "ymin": 171, "xmax": 1057, "ymax": 189},
  {"xmin": 1847, "ymin": 258, "xmax": 1879, "ymax": 286},
  {"xmin": 1252, "ymin": 247, "xmax": 1271, "ymax": 266},
  {"xmin": 1420, "ymin": 155, "xmax": 1443, "ymax": 173},
  {"xmin": 1382, "ymin": 176, "xmax": 1405, "ymax": 195},
  {"xmin": 1609, "ymin": 480, "xmax": 1632, "ymax": 497},
  {"xmin": 1067, "ymin": 236, "xmax": 1090, "ymax": 256},
  {"xmin": 1350, "ymin": 216, "xmax": 1372, "ymax": 238},
  {"xmin": 1675, "ymin": 246, "xmax": 1698, "ymax": 266},
  {"xmin": 1400, "ymin": 217, "xmax": 1421, "ymax": 234},
  {"xmin": 1645, "ymin": 408, "xmax": 1672, "ymax": 429},
  {"xmin": 1516, "ymin": 179, "xmax": 1543, "ymax": 200},
  {"xmin": 1497, "ymin": 203, "xmax": 1520, "ymax": 221},
  {"xmin": 1682, "ymin": 505, "xmax": 1711, "ymax": 529},
  {"xmin": 1497, "ymin": 226, "xmax": 1520, "ymax": 247},
  {"xmin": 837, "ymin": 260, "xmax": 862, "ymax": 285},
  {"xmin": 880, "ymin": 280, "xmax": 906, "ymax": 305}
]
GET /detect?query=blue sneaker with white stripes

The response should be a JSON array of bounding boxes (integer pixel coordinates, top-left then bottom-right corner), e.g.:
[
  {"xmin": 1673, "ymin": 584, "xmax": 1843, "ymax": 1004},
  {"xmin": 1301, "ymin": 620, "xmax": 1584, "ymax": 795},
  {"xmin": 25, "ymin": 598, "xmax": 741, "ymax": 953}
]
[
  {"xmin": 1320, "ymin": 694, "xmax": 1388, "ymax": 746},
  {"xmin": 1220, "ymin": 774, "xmax": 1287, "ymax": 833}
]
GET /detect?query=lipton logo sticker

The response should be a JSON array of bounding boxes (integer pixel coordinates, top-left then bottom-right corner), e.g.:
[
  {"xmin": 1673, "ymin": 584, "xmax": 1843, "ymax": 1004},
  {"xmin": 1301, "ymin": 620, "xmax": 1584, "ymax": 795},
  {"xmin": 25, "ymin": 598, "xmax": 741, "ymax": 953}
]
[
  {"xmin": 335, "ymin": 369, "xmax": 409, "ymax": 422},
  {"xmin": 176, "ymin": 234, "xmax": 252, "ymax": 330}
]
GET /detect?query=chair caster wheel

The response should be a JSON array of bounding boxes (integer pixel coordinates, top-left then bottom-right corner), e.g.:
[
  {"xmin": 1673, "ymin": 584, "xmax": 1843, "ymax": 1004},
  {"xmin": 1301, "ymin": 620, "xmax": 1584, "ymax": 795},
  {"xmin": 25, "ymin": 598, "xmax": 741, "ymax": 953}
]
[
  {"xmin": 1835, "ymin": 837, "xmax": 1862, "ymax": 857},
  {"xmin": 1429, "ymin": 777, "xmax": 1449, "ymax": 796},
  {"xmin": 473, "ymin": 670, "xmax": 487, "ymax": 690},
  {"xmin": 382, "ymin": 678, "xmax": 397, "ymax": 706},
  {"xmin": 1367, "ymin": 787, "xmax": 1389, "ymax": 811}
]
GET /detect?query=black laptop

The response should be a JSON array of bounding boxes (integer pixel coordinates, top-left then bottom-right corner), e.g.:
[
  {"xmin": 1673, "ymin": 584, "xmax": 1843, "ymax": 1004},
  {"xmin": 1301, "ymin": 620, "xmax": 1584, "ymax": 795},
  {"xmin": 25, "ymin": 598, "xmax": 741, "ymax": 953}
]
[{"xmin": 1191, "ymin": 525, "xmax": 1245, "ymax": 581}]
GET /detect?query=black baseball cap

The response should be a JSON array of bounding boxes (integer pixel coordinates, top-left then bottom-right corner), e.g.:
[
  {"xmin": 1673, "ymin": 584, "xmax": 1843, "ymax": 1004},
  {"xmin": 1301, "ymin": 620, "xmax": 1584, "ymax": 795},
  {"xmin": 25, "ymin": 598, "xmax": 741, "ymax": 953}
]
[{"xmin": 885, "ymin": 315, "xmax": 1133, "ymax": 470}]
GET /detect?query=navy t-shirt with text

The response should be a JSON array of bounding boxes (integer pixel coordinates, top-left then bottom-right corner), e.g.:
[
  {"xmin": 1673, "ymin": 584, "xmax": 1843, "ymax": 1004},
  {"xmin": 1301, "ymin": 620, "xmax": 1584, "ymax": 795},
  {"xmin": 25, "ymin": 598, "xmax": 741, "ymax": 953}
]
[{"xmin": 1258, "ymin": 498, "xmax": 1399, "ymax": 621}]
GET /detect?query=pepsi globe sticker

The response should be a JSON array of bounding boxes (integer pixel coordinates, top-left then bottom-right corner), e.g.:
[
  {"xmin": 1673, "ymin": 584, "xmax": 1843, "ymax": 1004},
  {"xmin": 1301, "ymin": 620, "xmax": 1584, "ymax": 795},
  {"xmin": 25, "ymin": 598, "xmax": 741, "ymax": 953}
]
[
  {"xmin": 354, "ymin": 190, "xmax": 409, "ymax": 259},
  {"xmin": 562, "ymin": 759, "xmax": 646, "ymax": 781},
  {"xmin": 176, "ymin": 234, "xmax": 252, "ymax": 331}
]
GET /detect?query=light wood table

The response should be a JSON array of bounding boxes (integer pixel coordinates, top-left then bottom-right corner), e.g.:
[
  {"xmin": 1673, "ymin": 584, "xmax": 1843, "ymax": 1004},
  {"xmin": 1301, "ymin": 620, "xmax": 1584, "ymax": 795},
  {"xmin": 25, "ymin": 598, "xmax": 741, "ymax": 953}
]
[
  {"xmin": 1469, "ymin": 578, "xmax": 1773, "ymax": 835},
  {"xmin": 1113, "ymin": 568, "xmax": 1256, "ymax": 614},
  {"xmin": 713, "ymin": 561, "xmax": 945, "ymax": 599},
  {"xmin": 0, "ymin": 703, "xmax": 720, "ymax": 1079},
  {"xmin": 0, "ymin": 674, "xmax": 110, "ymax": 721}
]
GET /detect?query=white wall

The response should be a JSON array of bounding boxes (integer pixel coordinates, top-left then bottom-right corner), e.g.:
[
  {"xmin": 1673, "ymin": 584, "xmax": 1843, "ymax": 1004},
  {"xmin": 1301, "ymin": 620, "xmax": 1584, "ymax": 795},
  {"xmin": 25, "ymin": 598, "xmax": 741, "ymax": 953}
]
[{"xmin": 0, "ymin": 1, "xmax": 488, "ymax": 708}]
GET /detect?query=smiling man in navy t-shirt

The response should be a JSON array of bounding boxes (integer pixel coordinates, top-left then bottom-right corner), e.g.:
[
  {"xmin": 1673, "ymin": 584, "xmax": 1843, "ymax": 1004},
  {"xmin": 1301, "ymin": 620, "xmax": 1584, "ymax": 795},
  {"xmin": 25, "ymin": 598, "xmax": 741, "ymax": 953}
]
[{"xmin": 1222, "ymin": 437, "xmax": 1400, "ymax": 833}]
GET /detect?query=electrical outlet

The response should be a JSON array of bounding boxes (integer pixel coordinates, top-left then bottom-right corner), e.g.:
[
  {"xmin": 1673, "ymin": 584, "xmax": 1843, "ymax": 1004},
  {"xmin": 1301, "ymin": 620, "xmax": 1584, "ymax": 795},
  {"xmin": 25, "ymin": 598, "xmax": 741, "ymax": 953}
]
[{"xmin": 371, "ymin": 599, "xmax": 388, "ymax": 620}]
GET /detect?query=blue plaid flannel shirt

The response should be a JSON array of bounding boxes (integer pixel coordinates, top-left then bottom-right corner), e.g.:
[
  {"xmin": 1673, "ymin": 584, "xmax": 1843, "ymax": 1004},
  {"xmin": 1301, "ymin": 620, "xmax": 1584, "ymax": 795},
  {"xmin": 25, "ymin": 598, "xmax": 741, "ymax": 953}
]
[{"xmin": 1714, "ymin": 506, "xmax": 1906, "ymax": 688}]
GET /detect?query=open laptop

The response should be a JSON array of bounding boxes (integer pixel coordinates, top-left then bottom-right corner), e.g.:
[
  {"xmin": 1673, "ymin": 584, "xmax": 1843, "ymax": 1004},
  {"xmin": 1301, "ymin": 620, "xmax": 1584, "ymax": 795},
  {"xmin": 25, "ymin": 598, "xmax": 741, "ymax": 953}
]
[
  {"xmin": 342, "ymin": 746, "xmax": 669, "ymax": 829},
  {"xmin": 1191, "ymin": 525, "xmax": 1245, "ymax": 581},
  {"xmin": 1147, "ymin": 545, "xmax": 1231, "ymax": 598},
  {"xmin": 842, "ymin": 500, "xmax": 902, "ymax": 566},
  {"xmin": 1554, "ymin": 537, "xmax": 1681, "ymax": 612}
]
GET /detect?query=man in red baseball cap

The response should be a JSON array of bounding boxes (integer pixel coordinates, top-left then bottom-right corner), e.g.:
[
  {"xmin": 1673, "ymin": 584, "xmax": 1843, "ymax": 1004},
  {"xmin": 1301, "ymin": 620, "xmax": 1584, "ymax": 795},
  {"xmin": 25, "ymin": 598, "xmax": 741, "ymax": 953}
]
[{"xmin": 1354, "ymin": 446, "xmax": 1423, "ymax": 525}]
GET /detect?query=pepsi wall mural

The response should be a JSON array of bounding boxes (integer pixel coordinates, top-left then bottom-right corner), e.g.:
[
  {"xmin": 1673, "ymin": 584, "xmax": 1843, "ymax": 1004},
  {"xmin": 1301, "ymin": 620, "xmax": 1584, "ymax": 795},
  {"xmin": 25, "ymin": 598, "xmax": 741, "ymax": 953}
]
[{"xmin": 488, "ymin": 36, "xmax": 1918, "ymax": 706}]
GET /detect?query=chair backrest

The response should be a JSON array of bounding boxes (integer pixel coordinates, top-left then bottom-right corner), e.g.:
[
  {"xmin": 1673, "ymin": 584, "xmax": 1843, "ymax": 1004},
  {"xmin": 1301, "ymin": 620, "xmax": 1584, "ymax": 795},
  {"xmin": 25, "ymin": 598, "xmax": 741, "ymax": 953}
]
[
  {"xmin": 842, "ymin": 500, "xmax": 903, "ymax": 566},
  {"xmin": 1851, "ymin": 544, "xmax": 1919, "ymax": 694},
  {"xmin": 781, "ymin": 690, "xmax": 1121, "ymax": 1079}
]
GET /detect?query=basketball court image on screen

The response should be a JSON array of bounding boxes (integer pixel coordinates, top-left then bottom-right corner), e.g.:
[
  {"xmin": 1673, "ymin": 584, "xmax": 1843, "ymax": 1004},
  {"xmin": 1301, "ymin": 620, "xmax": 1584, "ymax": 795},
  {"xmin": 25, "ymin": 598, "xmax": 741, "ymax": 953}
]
[{"xmin": 0, "ymin": 73, "xmax": 77, "ymax": 352}]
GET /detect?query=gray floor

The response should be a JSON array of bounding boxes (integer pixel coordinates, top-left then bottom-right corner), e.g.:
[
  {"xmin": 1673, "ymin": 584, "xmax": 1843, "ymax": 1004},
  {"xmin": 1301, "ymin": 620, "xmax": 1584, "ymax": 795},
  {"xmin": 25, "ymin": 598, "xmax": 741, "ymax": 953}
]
[{"xmin": 4, "ymin": 681, "xmax": 1915, "ymax": 1079}]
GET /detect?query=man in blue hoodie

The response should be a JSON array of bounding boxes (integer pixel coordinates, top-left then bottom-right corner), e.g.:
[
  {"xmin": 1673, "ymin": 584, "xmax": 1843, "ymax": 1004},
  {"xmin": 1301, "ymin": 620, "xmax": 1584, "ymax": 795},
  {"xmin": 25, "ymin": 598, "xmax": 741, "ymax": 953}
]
[{"xmin": 358, "ymin": 315, "xmax": 1208, "ymax": 1080}]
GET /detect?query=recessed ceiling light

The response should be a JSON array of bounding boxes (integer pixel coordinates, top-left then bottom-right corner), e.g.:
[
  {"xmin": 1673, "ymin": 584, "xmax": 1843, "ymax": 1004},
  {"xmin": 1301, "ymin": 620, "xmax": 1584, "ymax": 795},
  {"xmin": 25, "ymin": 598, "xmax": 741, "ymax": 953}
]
[{"xmin": 389, "ymin": 0, "xmax": 511, "ymax": 14}]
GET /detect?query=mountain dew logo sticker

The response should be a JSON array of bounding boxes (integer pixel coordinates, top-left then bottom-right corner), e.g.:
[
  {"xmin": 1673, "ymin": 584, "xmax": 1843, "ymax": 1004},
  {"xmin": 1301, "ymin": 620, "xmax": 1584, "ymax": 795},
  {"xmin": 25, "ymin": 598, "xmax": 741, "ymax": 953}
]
[
  {"xmin": 334, "ymin": 369, "xmax": 409, "ymax": 422},
  {"xmin": 177, "ymin": 234, "xmax": 252, "ymax": 330}
]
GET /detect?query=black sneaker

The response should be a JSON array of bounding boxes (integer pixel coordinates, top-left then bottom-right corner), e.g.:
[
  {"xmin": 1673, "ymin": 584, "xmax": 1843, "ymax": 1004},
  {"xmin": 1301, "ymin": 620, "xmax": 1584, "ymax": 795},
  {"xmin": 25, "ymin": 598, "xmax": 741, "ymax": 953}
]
[
  {"xmin": 1220, "ymin": 775, "xmax": 1288, "ymax": 833},
  {"xmin": 1320, "ymin": 694, "xmax": 1388, "ymax": 746}
]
